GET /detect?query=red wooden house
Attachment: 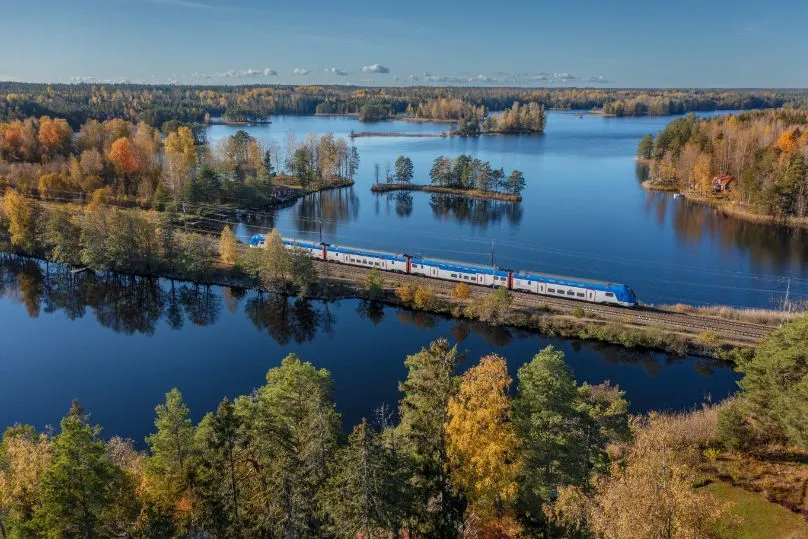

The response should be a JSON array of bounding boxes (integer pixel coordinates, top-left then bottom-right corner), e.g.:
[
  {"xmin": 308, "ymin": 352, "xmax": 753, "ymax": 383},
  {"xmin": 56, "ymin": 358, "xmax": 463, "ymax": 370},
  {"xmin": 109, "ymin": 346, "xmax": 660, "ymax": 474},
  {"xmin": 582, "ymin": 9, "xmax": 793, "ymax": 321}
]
[{"xmin": 712, "ymin": 174, "xmax": 735, "ymax": 193}]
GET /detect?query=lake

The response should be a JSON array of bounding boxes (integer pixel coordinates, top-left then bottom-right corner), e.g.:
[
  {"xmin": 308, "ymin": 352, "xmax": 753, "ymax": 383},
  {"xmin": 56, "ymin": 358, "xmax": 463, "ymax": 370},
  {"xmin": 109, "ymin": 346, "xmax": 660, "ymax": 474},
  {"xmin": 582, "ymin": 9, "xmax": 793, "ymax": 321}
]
[
  {"xmin": 0, "ymin": 258, "xmax": 737, "ymax": 445},
  {"xmin": 209, "ymin": 111, "xmax": 808, "ymax": 309}
]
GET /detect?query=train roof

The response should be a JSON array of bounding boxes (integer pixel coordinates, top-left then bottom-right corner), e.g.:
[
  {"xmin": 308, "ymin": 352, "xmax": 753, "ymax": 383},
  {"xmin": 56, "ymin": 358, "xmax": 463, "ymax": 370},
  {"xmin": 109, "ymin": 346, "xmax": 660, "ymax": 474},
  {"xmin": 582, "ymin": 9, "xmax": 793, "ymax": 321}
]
[
  {"xmin": 412, "ymin": 256, "xmax": 509, "ymax": 276},
  {"xmin": 328, "ymin": 243, "xmax": 407, "ymax": 262},
  {"xmin": 513, "ymin": 270, "xmax": 628, "ymax": 290}
]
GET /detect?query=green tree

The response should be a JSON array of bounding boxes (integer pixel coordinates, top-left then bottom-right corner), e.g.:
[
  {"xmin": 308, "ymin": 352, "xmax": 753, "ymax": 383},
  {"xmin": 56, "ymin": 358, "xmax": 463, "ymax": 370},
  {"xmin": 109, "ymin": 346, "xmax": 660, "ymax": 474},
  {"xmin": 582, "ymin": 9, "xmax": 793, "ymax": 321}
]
[
  {"xmin": 397, "ymin": 339, "xmax": 464, "ymax": 536},
  {"xmin": 195, "ymin": 398, "xmax": 244, "ymax": 538},
  {"xmin": 319, "ymin": 419, "xmax": 408, "ymax": 538},
  {"xmin": 733, "ymin": 315, "xmax": 808, "ymax": 447},
  {"xmin": 364, "ymin": 268, "xmax": 384, "ymax": 300},
  {"xmin": 35, "ymin": 401, "xmax": 124, "ymax": 538},
  {"xmin": 143, "ymin": 388, "xmax": 197, "ymax": 534},
  {"xmin": 289, "ymin": 247, "xmax": 317, "ymax": 296},
  {"xmin": 234, "ymin": 355, "xmax": 341, "ymax": 537},
  {"xmin": 637, "ymin": 133, "xmax": 655, "ymax": 159},
  {"xmin": 394, "ymin": 156, "xmax": 414, "ymax": 184},
  {"xmin": 43, "ymin": 207, "xmax": 82, "ymax": 265},
  {"xmin": 504, "ymin": 170, "xmax": 526, "ymax": 195},
  {"xmin": 513, "ymin": 346, "xmax": 594, "ymax": 531},
  {"xmin": 290, "ymin": 147, "xmax": 315, "ymax": 188}
]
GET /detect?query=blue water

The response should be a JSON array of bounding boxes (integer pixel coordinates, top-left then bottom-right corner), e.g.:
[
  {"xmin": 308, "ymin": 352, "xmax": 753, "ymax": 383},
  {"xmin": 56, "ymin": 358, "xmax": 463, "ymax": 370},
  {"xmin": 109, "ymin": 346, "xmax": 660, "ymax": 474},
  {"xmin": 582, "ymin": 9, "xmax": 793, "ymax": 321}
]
[
  {"xmin": 208, "ymin": 111, "xmax": 808, "ymax": 309},
  {"xmin": 0, "ymin": 262, "xmax": 737, "ymax": 445}
]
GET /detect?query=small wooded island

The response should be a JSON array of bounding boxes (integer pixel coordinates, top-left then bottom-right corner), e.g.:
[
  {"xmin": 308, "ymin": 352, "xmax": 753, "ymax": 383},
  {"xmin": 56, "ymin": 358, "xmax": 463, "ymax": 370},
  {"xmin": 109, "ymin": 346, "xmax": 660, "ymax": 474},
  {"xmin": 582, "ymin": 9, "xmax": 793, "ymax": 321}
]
[
  {"xmin": 640, "ymin": 110, "xmax": 808, "ymax": 226},
  {"xmin": 371, "ymin": 155, "xmax": 526, "ymax": 201}
]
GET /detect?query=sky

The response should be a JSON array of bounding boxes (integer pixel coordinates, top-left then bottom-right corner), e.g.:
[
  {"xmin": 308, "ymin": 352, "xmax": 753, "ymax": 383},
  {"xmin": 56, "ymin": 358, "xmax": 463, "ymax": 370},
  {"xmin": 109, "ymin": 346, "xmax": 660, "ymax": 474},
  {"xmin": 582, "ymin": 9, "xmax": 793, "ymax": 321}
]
[{"xmin": 1, "ymin": 0, "xmax": 807, "ymax": 88}]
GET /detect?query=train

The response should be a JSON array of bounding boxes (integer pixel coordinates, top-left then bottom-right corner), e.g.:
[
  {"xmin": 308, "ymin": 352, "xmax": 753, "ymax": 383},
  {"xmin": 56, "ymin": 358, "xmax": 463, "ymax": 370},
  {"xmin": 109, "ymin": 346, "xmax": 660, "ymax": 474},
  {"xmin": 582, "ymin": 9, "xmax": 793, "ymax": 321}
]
[{"xmin": 248, "ymin": 234, "xmax": 638, "ymax": 308}]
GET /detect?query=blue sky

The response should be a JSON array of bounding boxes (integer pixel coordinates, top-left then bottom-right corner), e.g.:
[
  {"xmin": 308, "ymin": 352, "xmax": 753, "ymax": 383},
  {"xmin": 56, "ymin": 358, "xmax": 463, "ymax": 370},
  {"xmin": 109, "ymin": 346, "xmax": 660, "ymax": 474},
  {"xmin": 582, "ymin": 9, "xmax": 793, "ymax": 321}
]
[{"xmin": 1, "ymin": 0, "xmax": 806, "ymax": 87}]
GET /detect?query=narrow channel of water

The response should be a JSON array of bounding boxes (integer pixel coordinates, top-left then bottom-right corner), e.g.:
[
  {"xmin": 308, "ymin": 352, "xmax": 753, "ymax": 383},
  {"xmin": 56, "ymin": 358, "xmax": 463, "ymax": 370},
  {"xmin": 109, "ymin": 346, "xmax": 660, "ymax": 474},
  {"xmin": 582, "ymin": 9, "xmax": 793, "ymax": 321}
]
[{"xmin": 0, "ymin": 257, "xmax": 739, "ymax": 445}]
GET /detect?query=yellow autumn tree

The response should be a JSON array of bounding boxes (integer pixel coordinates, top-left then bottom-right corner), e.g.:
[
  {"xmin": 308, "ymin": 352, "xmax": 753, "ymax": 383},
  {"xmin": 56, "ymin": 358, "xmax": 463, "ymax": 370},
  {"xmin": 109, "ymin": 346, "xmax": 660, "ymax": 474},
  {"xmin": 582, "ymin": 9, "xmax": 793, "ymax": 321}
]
[
  {"xmin": 219, "ymin": 225, "xmax": 238, "ymax": 264},
  {"xmin": 163, "ymin": 126, "xmax": 197, "ymax": 200},
  {"xmin": 2, "ymin": 189, "xmax": 40, "ymax": 252},
  {"xmin": 446, "ymin": 354, "xmax": 521, "ymax": 537},
  {"xmin": 548, "ymin": 413, "xmax": 728, "ymax": 539},
  {"xmin": 0, "ymin": 428, "xmax": 53, "ymax": 530},
  {"xmin": 107, "ymin": 137, "xmax": 140, "ymax": 175},
  {"xmin": 692, "ymin": 153, "xmax": 713, "ymax": 195}
]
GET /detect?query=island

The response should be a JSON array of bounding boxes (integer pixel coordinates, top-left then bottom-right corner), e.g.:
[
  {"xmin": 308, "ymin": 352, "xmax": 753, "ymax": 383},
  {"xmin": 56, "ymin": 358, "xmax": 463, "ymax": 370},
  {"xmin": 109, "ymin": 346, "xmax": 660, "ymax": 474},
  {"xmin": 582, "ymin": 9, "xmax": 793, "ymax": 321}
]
[{"xmin": 369, "ymin": 155, "xmax": 525, "ymax": 201}]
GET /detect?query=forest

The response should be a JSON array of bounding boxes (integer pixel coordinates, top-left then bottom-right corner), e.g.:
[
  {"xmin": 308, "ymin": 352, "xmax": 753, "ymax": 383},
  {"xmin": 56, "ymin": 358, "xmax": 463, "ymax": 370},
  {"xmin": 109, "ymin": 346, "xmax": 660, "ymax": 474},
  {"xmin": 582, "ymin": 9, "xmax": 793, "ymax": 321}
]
[
  {"xmin": 1, "ymin": 313, "xmax": 807, "ymax": 538},
  {"xmin": 641, "ymin": 110, "xmax": 808, "ymax": 219},
  {"xmin": 0, "ymin": 115, "xmax": 358, "ymax": 210},
  {"xmin": 2, "ymin": 82, "xmax": 806, "ymax": 128}
]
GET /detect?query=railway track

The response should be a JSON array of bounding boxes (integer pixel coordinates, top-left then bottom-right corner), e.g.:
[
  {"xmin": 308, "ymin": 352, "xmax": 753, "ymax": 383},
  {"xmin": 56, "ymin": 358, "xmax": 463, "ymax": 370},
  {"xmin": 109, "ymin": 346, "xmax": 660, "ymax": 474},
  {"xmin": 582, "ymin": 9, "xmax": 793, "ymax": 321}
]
[{"xmin": 315, "ymin": 260, "xmax": 773, "ymax": 343}]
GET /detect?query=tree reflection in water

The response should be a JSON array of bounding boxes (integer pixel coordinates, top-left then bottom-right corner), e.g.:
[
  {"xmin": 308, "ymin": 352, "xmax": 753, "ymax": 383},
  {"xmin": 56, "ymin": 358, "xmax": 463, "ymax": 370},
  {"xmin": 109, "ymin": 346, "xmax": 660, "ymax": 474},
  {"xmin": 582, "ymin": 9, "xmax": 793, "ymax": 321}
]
[
  {"xmin": 293, "ymin": 187, "xmax": 360, "ymax": 235},
  {"xmin": 244, "ymin": 293, "xmax": 322, "ymax": 345},
  {"xmin": 429, "ymin": 194, "xmax": 523, "ymax": 229}
]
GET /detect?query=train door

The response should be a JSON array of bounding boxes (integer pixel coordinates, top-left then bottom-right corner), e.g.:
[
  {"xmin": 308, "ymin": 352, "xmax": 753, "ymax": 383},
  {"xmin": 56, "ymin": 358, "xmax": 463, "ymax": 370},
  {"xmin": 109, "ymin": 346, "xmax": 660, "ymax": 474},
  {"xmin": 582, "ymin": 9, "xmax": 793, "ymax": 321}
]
[
  {"xmin": 431, "ymin": 266, "xmax": 439, "ymax": 278},
  {"xmin": 587, "ymin": 289, "xmax": 595, "ymax": 302}
]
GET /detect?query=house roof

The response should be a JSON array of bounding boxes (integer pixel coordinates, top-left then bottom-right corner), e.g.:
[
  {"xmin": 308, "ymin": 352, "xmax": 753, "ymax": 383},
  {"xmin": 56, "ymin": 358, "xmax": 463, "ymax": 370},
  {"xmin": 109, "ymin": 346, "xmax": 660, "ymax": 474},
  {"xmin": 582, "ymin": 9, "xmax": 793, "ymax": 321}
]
[{"xmin": 713, "ymin": 174, "xmax": 735, "ymax": 186}]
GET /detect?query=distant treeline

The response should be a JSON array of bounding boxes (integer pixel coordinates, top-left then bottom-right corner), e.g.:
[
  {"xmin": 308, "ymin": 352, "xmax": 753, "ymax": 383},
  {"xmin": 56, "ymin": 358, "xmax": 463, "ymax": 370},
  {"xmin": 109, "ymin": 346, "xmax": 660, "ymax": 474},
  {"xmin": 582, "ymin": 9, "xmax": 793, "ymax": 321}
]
[{"xmin": 2, "ymin": 83, "xmax": 807, "ymax": 127}]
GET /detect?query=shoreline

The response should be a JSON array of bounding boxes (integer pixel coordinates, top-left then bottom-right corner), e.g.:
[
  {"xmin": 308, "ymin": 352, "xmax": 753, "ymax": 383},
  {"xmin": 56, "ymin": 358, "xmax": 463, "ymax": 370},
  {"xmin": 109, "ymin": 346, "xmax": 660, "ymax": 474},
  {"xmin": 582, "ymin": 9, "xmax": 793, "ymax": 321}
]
[
  {"xmin": 370, "ymin": 183, "xmax": 523, "ymax": 202},
  {"xmin": 641, "ymin": 180, "xmax": 808, "ymax": 228}
]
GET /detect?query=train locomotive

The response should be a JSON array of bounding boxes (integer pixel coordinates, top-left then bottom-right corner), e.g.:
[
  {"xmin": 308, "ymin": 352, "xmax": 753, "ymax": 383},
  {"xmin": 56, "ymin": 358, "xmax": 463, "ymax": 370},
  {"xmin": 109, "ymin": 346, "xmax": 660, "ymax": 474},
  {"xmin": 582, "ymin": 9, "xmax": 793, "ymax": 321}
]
[{"xmin": 248, "ymin": 234, "xmax": 637, "ymax": 307}]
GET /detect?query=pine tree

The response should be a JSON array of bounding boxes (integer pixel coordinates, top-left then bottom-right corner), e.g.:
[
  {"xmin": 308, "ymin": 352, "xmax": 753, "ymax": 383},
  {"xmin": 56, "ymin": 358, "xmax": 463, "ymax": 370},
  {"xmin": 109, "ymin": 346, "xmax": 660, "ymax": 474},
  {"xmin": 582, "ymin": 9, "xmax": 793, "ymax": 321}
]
[
  {"xmin": 394, "ymin": 156, "xmax": 414, "ymax": 184},
  {"xmin": 234, "ymin": 354, "xmax": 341, "ymax": 537},
  {"xmin": 446, "ymin": 354, "xmax": 521, "ymax": 536},
  {"xmin": 143, "ymin": 389, "xmax": 197, "ymax": 534},
  {"xmin": 397, "ymin": 339, "xmax": 464, "ymax": 536},
  {"xmin": 513, "ymin": 346, "xmax": 593, "ymax": 531},
  {"xmin": 319, "ymin": 419, "xmax": 408, "ymax": 538},
  {"xmin": 35, "ymin": 401, "xmax": 123, "ymax": 538},
  {"xmin": 196, "ymin": 398, "xmax": 243, "ymax": 538}
]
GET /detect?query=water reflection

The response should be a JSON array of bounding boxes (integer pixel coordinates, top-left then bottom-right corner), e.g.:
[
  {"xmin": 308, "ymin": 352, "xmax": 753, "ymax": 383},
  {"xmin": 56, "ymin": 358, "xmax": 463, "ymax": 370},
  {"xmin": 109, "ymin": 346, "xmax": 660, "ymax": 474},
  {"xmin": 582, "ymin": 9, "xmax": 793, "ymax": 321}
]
[
  {"xmin": 292, "ymin": 187, "xmax": 360, "ymax": 235},
  {"xmin": 429, "ymin": 194, "xmax": 523, "ymax": 228},
  {"xmin": 244, "ymin": 294, "xmax": 323, "ymax": 345}
]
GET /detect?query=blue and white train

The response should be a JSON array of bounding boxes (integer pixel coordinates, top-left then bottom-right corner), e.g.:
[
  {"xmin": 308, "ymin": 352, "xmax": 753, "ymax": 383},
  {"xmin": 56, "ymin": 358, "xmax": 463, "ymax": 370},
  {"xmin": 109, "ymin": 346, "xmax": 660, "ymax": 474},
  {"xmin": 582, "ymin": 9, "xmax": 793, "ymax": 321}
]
[{"xmin": 249, "ymin": 234, "xmax": 637, "ymax": 307}]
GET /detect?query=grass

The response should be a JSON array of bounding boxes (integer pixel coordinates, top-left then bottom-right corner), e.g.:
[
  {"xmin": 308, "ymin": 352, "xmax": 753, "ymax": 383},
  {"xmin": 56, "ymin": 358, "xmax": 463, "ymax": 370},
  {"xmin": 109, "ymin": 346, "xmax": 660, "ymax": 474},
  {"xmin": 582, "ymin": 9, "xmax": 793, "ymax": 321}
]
[
  {"xmin": 664, "ymin": 303, "xmax": 801, "ymax": 325},
  {"xmin": 703, "ymin": 480, "xmax": 808, "ymax": 539}
]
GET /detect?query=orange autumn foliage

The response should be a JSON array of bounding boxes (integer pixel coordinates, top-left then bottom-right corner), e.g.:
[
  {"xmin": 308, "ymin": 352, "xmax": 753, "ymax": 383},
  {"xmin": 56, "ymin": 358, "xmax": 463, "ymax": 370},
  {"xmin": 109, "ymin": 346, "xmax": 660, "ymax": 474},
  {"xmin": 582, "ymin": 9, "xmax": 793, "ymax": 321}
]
[
  {"xmin": 37, "ymin": 116, "xmax": 72, "ymax": 156},
  {"xmin": 107, "ymin": 137, "xmax": 140, "ymax": 175}
]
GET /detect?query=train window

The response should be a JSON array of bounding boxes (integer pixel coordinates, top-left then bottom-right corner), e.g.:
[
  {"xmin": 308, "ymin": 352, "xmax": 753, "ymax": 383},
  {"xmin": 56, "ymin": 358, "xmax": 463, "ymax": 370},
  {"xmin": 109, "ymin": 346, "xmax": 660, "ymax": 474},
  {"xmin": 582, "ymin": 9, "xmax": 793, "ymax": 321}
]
[
  {"xmin": 577, "ymin": 293, "xmax": 585, "ymax": 298},
  {"xmin": 547, "ymin": 288, "xmax": 555, "ymax": 293},
  {"xmin": 605, "ymin": 292, "xmax": 614, "ymax": 297},
  {"xmin": 567, "ymin": 290, "xmax": 575, "ymax": 296},
  {"xmin": 451, "ymin": 273, "xmax": 457, "ymax": 278}
]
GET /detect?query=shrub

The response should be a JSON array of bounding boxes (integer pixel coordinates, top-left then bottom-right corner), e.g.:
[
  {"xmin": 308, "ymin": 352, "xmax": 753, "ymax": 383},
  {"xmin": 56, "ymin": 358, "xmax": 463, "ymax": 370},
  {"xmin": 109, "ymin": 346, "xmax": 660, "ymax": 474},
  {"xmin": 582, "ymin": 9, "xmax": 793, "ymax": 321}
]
[
  {"xmin": 452, "ymin": 282, "xmax": 471, "ymax": 300},
  {"xmin": 396, "ymin": 283, "xmax": 415, "ymax": 304},
  {"xmin": 413, "ymin": 285, "xmax": 436, "ymax": 310},
  {"xmin": 573, "ymin": 307, "xmax": 585, "ymax": 318},
  {"xmin": 364, "ymin": 268, "xmax": 384, "ymax": 299},
  {"xmin": 716, "ymin": 400, "xmax": 754, "ymax": 452}
]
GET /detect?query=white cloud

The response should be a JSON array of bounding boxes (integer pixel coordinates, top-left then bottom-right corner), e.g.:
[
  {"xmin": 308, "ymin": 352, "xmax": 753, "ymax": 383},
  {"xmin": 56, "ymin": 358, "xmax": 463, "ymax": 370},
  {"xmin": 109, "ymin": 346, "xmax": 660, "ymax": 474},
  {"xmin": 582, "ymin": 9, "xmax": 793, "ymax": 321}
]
[
  {"xmin": 293, "ymin": 68, "xmax": 309, "ymax": 75},
  {"xmin": 325, "ymin": 67, "xmax": 348, "ymax": 76},
  {"xmin": 362, "ymin": 64, "xmax": 390, "ymax": 74},
  {"xmin": 192, "ymin": 68, "xmax": 278, "ymax": 79}
]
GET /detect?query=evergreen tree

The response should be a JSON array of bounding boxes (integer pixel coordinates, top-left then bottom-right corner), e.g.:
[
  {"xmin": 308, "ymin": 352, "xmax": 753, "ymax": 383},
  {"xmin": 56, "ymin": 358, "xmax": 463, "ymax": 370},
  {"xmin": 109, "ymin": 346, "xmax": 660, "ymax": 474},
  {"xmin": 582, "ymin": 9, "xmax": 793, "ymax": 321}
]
[
  {"xmin": 196, "ymin": 398, "xmax": 243, "ymax": 538},
  {"xmin": 234, "ymin": 355, "xmax": 341, "ymax": 537},
  {"xmin": 513, "ymin": 346, "xmax": 593, "ymax": 531},
  {"xmin": 505, "ymin": 170, "xmax": 526, "ymax": 195},
  {"xmin": 143, "ymin": 389, "xmax": 197, "ymax": 535},
  {"xmin": 397, "ymin": 339, "xmax": 464, "ymax": 536},
  {"xmin": 35, "ymin": 401, "xmax": 123, "ymax": 538},
  {"xmin": 394, "ymin": 156, "xmax": 414, "ymax": 184},
  {"xmin": 319, "ymin": 419, "xmax": 408, "ymax": 538},
  {"xmin": 637, "ymin": 133, "xmax": 655, "ymax": 159}
]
